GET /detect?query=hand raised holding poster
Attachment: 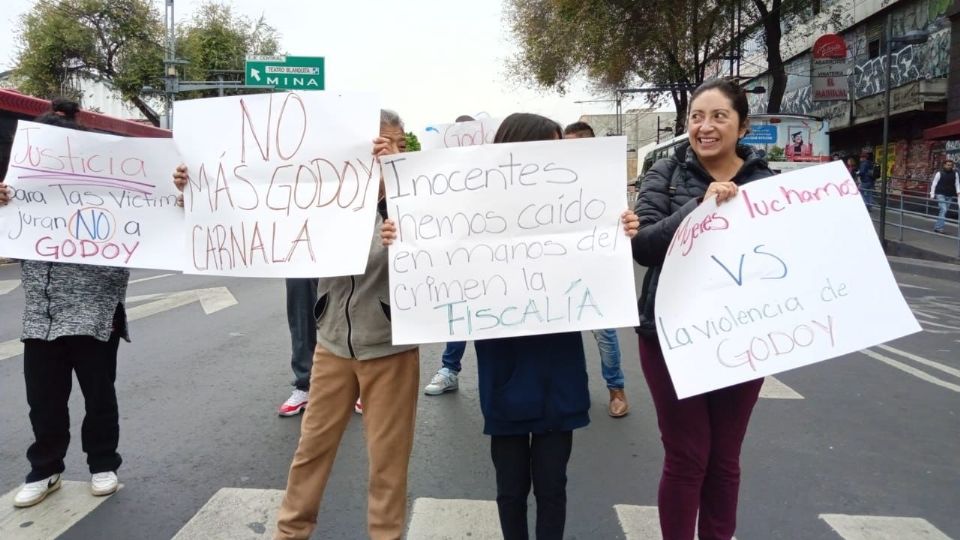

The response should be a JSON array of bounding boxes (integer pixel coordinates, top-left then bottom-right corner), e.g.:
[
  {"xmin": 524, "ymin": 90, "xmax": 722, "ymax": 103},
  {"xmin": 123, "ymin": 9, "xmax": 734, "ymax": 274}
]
[
  {"xmin": 382, "ymin": 136, "xmax": 640, "ymax": 344},
  {"xmin": 655, "ymin": 160, "xmax": 921, "ymax": 399},
  {"xmin": 174, "ymin": 92, "xmax": 380, "ymax": 277},
  {"xmin": 0, "ymin": 121, "xmax": 184, "ymax": 270}
]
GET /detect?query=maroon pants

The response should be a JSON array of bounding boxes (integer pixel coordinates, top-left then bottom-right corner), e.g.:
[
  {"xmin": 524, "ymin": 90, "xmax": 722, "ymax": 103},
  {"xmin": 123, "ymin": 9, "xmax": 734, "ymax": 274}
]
[{"xmin": 638, "ymin": 335, "xmax": 763, "ymax": 540}]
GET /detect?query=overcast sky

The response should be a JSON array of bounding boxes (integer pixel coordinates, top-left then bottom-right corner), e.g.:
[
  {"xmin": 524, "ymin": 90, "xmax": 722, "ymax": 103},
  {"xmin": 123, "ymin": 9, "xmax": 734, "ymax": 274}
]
[{"xmin": 0, "ymin": 0, "xmax": 627, "ymax": 130}]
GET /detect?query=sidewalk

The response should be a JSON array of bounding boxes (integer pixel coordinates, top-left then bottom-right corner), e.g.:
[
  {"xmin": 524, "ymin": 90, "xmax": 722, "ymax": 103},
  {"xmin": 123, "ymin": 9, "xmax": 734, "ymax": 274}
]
[{"xmin": 871, "ymin": 207, "xmax": 960, "ymax": 262}]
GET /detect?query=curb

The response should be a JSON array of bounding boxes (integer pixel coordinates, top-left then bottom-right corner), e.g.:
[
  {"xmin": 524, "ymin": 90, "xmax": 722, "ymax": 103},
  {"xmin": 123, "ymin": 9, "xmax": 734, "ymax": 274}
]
[{"xmin": 888, "ymin": 256, "xmax": 960, "ymax": 281}]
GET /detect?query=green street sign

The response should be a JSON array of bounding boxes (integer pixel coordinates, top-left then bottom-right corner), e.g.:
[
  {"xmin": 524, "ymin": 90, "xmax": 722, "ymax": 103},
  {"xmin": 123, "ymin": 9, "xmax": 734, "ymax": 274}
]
[{"xmin": 244, "ymin": 55, "xmax": 325, "ymax": 90}]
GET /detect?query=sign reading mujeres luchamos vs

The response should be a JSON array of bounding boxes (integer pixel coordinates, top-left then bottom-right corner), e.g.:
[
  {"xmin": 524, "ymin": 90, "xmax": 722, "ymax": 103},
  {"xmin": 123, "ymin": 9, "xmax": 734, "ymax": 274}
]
[{"xmin": 655, "ymin": 160, "xmax": 920, "ymax": 399}]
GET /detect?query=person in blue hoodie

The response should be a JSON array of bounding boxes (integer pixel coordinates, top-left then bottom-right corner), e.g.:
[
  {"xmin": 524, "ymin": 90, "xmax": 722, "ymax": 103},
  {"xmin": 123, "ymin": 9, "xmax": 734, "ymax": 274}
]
[{"xmin": 382, "ymin": 112, "xmax": 639, "ymax": 540}]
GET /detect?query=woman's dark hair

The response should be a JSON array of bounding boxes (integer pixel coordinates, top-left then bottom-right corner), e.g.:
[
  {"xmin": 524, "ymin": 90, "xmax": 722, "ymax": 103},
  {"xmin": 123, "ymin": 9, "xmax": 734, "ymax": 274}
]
[
  {"xmin": 35, "ymin": 98, "xmax": 83, "ymax": 129},
  {"xmin": 494, "ymin": 113, "xmax": 562, "ymax": 144},
  {"xmin": 689, "ymin": 78, "xmax": 750, "ymax": 128}
]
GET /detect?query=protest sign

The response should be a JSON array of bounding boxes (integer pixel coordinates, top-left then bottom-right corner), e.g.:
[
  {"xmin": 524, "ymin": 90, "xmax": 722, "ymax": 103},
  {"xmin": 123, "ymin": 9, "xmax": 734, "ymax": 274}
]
[
  {"xmin": 655, "ymin": 160, "xmax": 921, "ymax": 399},
  {"xmin": 0, "ymin": 121, "xmax": 184, "ymax": 270},
  {"xmin": 419, "ymin": 118, "xmax": 501, "ymax": 150},
  {"xmin": 174, "ymin": 92, "xmax": 381, "ymax": 277},
  {"xmin": 382, "ymin": 136, "xmax": 639, "ymax": 344}
]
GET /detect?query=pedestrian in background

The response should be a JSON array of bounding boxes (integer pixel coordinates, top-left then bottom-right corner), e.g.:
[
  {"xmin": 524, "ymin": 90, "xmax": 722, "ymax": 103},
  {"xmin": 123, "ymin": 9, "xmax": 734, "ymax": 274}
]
[
  {"xmin": 3, "ymin": 99, "xmax": 125, "ymax": 508},
  {"xmin": 930, "ymin": 159, "xmax": 958, "ymax": 234},
  {"xmin": 563, "ymin": 120, "xmax": 630, "ymax": 418},
  {"xmin": 632, "ymin": 79, "xmax": 774, "ymax": 540},
  {"xmin": 277, "ymin": 277, "xmax": 318, "ymax": 416},
  {"xmin": 859, "ymin": 153, "xmax": 876, "ymax": 208}
]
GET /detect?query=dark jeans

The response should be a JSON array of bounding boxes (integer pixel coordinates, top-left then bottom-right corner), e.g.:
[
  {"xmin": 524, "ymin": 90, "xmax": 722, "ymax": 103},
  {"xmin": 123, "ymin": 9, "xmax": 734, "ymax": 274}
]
[
  {"xmin": 638, "ymin": 336, "xmax": 762, "ymax": 540},
  {"xmin": 490, "ymin": 431, "xmax": 572, "ymax": 540},
  {"xmin": 23, "ymin": 334, "xmax": 123, "ymax": 482},
  {"xmin": 285, "ymin": 278, "xmax": 318, "ymax": 391},
  {"xmin": 441, "ymin": 341, "xmax": 466, "ymax": 372}
]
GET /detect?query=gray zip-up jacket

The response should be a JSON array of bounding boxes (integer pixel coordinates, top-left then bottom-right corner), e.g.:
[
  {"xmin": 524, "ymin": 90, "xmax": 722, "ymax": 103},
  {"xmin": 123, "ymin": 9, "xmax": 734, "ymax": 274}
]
[
  {"xmin": 21, "ymin": 260, "xmax": 130, "ymax": 342},
  {"xmin": 314, "ymin": 206, "xmax": 416, "ymax": 360}
]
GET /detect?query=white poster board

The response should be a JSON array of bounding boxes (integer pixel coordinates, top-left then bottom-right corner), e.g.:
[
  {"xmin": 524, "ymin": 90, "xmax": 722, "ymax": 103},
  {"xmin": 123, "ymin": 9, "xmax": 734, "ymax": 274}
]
[
  {"xmin": 382, "ymin": 136, "xmax": 639, "ymax": 344},
  {"xmin": 174, "ymin": 92, "xmax": 380, "ymax": 277},
  {"xmin": 419, "ymin": 118, "xmax": 501, "ymax": 150},
  {"xmin": 655, "ymin": 160, "xmax": 921, "ymax": 399},
  {"xmin": 0, "ymin": 121, "xmax": 184, "ymax": 270}
]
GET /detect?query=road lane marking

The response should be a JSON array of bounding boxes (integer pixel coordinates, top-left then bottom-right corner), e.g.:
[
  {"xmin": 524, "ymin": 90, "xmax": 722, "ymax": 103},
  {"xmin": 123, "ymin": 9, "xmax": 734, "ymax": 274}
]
[
  {"xmin": 819, "ymin": 514, "xmax": 951, "ymax": 540},
  {"xmin": 861, "ymin": 349, "xmax": 960, "ymax": 393},
  {"xmin": 128, "ymin": 273, "xmax": 176, "ymax": 285},
  {"xmin": 0, "ymin": 480, "xmax": 118, "ymax": 540},
  {"xmin": 615, "ymin": 504, "xmax": 738, "ymax": 540},
  {"xmin": 875, "ymin": 344, "xmax": 960, "ymax": 379},
  {"xmin": 172, "ymin": 488, "xmax": 283, "ymax": 540},
  {"xmin": 0, "ymin": 279, "xmax": 20, "ymax": 295},
  {"xmin": 407, "ymin": 497, "xmax": 502, "ymax": 539},
  {"xmin": 759, "ymin": 376, "xmax": 804, "ymax": 399},
  {"xmin": 0, "ymin": 287, "xmax": 238, "ymax": 362}
]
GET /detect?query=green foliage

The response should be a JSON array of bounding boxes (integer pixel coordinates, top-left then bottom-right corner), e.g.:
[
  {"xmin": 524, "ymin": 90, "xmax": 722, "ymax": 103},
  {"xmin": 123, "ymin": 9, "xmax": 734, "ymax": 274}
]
[
  {"xmin": 404, "ymin": 132, "xmax": 421, "ymax": 152},
  {"xmin": 14, "ymin": 0, "xmax": 165, "ymax": 123},
  {"xmin": 768, "ymin": 145, "xmax": 785, "ymax": 160},
  {"xmin": 176, "ymin": 1, "xmax": 281, "ymax": 98},
  {"xmin": 506, "ymin": 0, "xmax": 734, "ymax": 133}
]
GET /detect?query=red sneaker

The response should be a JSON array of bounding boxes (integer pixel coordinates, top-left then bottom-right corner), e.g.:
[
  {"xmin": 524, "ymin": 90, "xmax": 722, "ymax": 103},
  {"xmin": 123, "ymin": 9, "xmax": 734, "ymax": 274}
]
[
  {"xmin": 278, "ymin": 389, "xmax": 309, "ymax": 417},
  {"xmin": 354, "ymin": 398, "xmax": 363, "ymax": 414}
]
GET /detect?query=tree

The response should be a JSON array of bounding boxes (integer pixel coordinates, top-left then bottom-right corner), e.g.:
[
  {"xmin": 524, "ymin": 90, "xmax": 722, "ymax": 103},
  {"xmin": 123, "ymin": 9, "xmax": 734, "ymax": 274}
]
[
  {"xmin": 404, "ymin": 132, "xmax": 421, "ymax": 152},
  {"xmin": 14, "ymin": 0, "xmax": 165, "ymax": 125},
  {"xmin": 506, "ymin": 0, "xmax": 835, "ymax": 129},
  {"xmin": 176, "ymin": 1, "xmax": 281, "ymax": 98},
  {"xmin": 507, "ymin": 0, "xmax": 735, "ymax": 134},
  {"xmin": 14, "ymin": 0, "xmax": 284, "ymax": 126}
]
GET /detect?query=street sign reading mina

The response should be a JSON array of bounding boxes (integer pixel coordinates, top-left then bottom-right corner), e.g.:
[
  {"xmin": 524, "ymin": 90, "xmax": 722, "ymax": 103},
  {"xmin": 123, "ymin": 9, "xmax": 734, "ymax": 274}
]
[{"xmin": 244, "ymin": 55, "xmax": 325, "ymax": 90}]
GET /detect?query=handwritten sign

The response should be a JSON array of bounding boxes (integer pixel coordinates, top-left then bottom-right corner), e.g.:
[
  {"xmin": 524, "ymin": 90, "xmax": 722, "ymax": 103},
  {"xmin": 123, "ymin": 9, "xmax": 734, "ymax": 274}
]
[
  {"xmin": 174, "ymin": 92, "xmax": 381, "ymax": 277},
  {"xmin": 382, "ymin": 136, "xmax": 639, "ymax": 344},
  {"xmin": 655, "ymin": 160, "xmax": 921, "ymax": 399},
  {"xmin": 419, "ymin": 118, "xmax": 502, "ymax": 151},
  {"xmin": 0, "ymin": 121, "xmax": 184, "ymax": 270}
]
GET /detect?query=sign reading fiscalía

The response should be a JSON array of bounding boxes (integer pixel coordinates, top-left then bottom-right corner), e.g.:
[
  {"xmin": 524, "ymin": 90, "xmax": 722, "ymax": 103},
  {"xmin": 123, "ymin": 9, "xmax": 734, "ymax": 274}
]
[
  {"xmin": 0, "ymin": 121, "xmax": 185, "ymax": 270},
  {"xmin": 419, "ymin": 118, "xmax": 502, "ymax": 151},
  {"xmin": 174, "ymin": 91, "xmax": 381, "ymax": 277},
  {"xmin": 382, "ymin": 136, "xmax": 639, "ymax": 344},
  {"xmin": 655, "ymin": 161, "xmax": 920, "ymax": 399},
  {"xmin": 812, "ymin": 34, "xmax": 851, "ymax": 102}
]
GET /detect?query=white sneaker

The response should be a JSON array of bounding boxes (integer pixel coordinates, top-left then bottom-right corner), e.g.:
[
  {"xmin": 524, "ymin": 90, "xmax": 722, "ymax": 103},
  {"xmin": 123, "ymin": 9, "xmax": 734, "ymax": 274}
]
[
  {"xmin": 354, "ymin": 398, "xmax": 363, "ymax": 414},
  {"xmin": 424, "ymin": 367, "xmax": 459, "ymax": 395},
  {"xmin": 278, "ymin": 389, "xmax": 309, "ymax": 417},
  {"xmin": 13, "ymin": 474, "xmax": 61, "ymax": 508},
  {"xmin": 91, "ymin": 471, "xmax": 118, "ymax": 496}
]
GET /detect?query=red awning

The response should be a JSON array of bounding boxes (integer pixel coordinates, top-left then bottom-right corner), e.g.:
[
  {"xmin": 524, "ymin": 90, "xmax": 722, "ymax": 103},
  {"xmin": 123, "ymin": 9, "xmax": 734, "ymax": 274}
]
[{"xmin": 924, "ymin": 118, "xmax": 960, "ymax": 140}]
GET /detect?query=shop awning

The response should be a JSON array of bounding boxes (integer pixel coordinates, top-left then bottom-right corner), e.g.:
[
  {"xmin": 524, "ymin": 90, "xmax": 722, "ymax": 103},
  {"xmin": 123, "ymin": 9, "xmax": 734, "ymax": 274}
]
[{"xmin": 923, "ymin": 118, "xmax": 960, "ymax": 140}]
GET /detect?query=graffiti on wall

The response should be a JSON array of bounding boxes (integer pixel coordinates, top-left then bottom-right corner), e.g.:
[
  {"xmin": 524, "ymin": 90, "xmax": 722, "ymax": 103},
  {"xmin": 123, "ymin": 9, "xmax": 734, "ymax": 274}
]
[{"xmin": 853, "ymin": 30, "xmax": 948, "ymax": 99}]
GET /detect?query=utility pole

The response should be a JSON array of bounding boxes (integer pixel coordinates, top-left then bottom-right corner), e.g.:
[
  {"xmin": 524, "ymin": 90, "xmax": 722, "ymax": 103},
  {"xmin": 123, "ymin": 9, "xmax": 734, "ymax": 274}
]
[{"xmin": 164, "ymin": 0, "xmax": 176, "ymax": 129}]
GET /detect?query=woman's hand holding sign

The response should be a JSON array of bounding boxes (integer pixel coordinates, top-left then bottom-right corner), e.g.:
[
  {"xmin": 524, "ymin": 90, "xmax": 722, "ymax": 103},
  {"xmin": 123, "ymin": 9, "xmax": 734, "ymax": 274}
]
[{"xmin": 704, "ymin": 181, "xmax": 738, "ymax": 204}]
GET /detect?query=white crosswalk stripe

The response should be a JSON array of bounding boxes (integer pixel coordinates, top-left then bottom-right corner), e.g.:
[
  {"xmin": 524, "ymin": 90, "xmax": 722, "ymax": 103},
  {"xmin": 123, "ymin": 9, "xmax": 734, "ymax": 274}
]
[
  {"xmin": 171, "ymin": 487, "xmax": 284, "ymax": 540},
  {"xmin": 0, "ymin": 480, "xmax": 118, "ymax": 540},
  {"xmin": 407, "ymin": 497, "xmax": 502, "ymax": 539},
  {"xmin": 614, "ymin": 505, "xmax": 738, "ymax": 540},
  {"xmin": 0, "ymin": 487, "xmax": 954, "ymax": 539},
  {"xmin": 820, "ymin": 513, "xmax": 953, "ymax": 540},
  {"xmin": 759, "ymin": 376, "xmax": 804, "ymax": 399}
]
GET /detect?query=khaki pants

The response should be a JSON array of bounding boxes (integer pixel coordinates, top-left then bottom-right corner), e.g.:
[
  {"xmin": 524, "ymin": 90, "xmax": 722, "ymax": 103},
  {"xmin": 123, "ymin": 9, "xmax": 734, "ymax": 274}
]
[{"xmin": 274, "ymin": 346, "xmax": 420, "ymax": 540}]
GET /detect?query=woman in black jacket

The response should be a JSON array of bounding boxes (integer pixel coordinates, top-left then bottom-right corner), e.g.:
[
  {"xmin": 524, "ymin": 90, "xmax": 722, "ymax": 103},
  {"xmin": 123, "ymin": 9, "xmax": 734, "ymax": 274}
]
[{"xmin": 632, "ymin": 79, "xmax": 774, "ymax": 540}]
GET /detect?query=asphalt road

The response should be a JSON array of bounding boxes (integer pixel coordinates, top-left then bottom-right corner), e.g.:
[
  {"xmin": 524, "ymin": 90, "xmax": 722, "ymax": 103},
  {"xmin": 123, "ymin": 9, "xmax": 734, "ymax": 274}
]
[{"xmin": 0, "ymin": 260, "xmax": 957, "ymax": 539}]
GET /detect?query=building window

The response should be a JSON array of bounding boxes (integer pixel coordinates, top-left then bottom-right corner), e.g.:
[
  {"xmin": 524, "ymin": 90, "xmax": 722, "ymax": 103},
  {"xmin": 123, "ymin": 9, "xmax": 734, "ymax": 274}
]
[{"xmin": 868, "ymin": 39, "xmax": 881, "ymax": 58}]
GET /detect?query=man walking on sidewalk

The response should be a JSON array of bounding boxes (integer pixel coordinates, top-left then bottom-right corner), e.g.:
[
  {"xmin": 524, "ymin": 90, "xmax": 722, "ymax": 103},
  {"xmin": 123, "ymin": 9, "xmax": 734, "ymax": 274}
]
[{"xmin": 931, "ymin": 159, "xmax": 958, "ymax": 234}]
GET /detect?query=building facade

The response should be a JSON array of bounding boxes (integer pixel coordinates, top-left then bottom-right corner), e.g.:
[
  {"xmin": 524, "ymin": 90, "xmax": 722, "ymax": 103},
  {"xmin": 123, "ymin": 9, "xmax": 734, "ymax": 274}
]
[
  {"xmin": 577, "ymin": 109, "xmax": 677, "ymax": 180},
  {"xmin": 737, "ymin": 0, "xmax": 955, "ymax": 193}
]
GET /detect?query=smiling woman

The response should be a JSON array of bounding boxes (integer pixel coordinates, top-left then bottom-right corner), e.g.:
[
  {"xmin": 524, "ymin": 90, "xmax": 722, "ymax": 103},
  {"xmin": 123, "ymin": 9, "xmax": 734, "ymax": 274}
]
[{"xmin": 630, "ymin": 78, "xmax": 778, "ymax": 540}]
